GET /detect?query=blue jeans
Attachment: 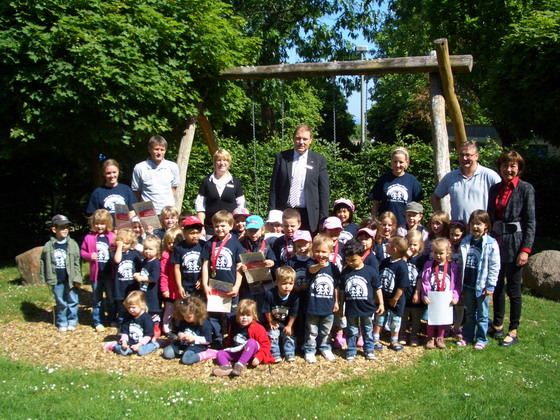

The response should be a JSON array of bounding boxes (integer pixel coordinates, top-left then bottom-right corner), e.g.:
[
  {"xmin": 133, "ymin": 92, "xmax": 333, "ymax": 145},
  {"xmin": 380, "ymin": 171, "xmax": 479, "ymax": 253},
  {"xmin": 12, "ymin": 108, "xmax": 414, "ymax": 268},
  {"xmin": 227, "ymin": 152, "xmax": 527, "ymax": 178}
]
[
  {"xmin": 92, "ymin": 277, "xmax": 115, "ymax": 327},
  {"xmin": 463, "ymin": 288, "xmax": 490, "ymax": 346},
  {"xmin": 347, "ymin": 316, "xmax": 374, "ymax": 355},
  {"xmin": 375, "ymin": 310, "xmax": 402, "ymax": 333},
  {"xmin": 268, "ymin": 327, "xmax": 296, "ymax": 358},
  {"xmin": 51, "ymin": 283, "xmax": 79, "ymax": 328},
  {"xmin": 304, "ymin": 314, "xmax": 334, "ymax": 354},
  {"xmin": 113, "ymin": 341, "xmax": 159, "ymax": 356},
  {"xmin": 162, "ymin": 343, "xmax": 206, "ymax": 365}
]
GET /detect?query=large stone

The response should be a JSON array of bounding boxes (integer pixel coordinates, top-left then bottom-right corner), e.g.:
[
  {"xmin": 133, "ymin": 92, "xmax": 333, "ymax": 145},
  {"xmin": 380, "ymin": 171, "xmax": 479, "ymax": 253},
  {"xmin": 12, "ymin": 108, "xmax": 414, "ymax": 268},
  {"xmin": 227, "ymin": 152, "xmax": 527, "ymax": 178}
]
[
  {"xmin": 15, "ymin": 246, "xmax": 44, "ymax": 285},
  {"xmin": 523, "ymin": 250, "xmax": 560, "ymax": 301}
]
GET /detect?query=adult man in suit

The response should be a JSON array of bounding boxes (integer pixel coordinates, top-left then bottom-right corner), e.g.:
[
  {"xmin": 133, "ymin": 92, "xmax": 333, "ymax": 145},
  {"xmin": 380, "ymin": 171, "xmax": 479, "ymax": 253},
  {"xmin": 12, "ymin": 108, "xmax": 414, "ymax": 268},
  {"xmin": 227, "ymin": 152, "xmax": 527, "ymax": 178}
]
[{"xmin": 269, "ymin": 125, "xmax": 330, "ymax": 232}]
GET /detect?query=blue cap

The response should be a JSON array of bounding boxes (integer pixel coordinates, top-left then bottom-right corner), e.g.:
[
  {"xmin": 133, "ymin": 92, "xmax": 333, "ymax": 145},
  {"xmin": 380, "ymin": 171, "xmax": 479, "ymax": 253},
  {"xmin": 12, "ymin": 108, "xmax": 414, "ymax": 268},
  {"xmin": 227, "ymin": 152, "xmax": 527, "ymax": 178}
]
[{"xmin": 245, "ymin": 215, "xmax": 264, "ymax": 230}]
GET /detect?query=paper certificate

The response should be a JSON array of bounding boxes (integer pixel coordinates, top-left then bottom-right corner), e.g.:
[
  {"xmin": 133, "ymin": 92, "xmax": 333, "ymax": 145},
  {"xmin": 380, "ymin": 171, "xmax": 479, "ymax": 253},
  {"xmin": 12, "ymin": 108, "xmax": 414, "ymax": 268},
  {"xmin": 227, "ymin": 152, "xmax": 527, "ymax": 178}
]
[
  {"xmin": 132, "ymin": 201, "xmax": 161, "ymax": 230},
  {"xmin": 207, "ymin": 279, "xmax": 233, "ymax": 313},
  {"xmin": 239, "ymin": 252, "xmax": 274, "ymax": 294},
  {"xmin": 114, "ymin": 204, "xmax": 132, "ymax": 230},
  {"xmin": 427, "ymin": 291, "xmax": 453, "ymax": 325}
]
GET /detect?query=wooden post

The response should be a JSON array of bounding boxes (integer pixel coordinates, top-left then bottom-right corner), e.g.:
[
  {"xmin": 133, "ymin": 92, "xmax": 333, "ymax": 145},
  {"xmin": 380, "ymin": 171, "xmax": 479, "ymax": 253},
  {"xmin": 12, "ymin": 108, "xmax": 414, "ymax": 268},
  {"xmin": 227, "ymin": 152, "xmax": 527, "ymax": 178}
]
[
  {"xmin": 197, "ymin": 113, "xmax": 219, "ymax": 157},
  {"xmin": 174, "ymin": 116, "xmax": 196, "ymax": 210},
  {"xmin": 434, "ymin": 38, "xmax": 468, "ymax": 151},
  {"xmin": 429, "ymin": 57, "xmax": 452, "ymax": 215}
]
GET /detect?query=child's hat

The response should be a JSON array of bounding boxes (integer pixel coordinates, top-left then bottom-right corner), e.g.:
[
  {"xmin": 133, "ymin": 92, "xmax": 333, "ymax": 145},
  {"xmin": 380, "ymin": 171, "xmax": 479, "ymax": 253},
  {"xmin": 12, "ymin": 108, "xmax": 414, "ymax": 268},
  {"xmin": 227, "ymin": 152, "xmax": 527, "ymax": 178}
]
[
  {"xmin": 232, "ymin": 208, "xmax": 251, "ymax": 218},
  {"xmin": 333, "ymin": 198, "xmax": 355, "ymax": 212},
  {"xmin": 357, "ymin": 227, "xmax": 376, "ymax": 238},
  {"xmin": 293, "ymin": 230, "xmax": 312, "ymax": 243},
  {"xmin": 245, "ymin": 215, "xmax": 264, "ymax": 230},
  {"xmin": 266, "ymin": 209, "xmax": 283, "ymax": 224},
  {"xmin": 323, "ymin": 216, "xmax": 343, "ymax": 230},
  {"xmin": 405, "ymin": 201, "xmax": 424, "ymax": 214},
  {"xmin": 182, "ymin": 216, "xmax": 203, "ymax": 229},
  {"xmin": 51, "ymin": 214, "xmax": 71, "ymax": 226}
]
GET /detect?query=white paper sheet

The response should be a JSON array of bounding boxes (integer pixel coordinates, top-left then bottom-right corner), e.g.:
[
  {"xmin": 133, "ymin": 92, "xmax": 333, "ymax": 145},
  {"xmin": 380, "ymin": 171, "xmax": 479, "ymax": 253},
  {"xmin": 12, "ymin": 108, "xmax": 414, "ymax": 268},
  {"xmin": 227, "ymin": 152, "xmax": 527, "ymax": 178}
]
[{"xmin": 427, "ymin": 291, "xmax": 453, "ymax": 325}]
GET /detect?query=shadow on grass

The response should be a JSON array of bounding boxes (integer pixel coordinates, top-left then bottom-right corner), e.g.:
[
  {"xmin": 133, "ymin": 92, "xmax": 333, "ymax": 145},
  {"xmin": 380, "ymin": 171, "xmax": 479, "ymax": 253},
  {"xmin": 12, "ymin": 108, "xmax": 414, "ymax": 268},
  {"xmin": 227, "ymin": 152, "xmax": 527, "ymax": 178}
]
[{"xmin": 20, "ymin": 301, "xmax": 53, "ymax": 323}]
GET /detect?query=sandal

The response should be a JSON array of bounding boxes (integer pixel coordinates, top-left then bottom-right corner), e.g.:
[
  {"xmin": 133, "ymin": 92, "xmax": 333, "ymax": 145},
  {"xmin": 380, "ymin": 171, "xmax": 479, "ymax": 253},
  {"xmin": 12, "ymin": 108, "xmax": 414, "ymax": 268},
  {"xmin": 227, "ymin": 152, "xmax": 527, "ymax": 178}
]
[
  {"xmin": 456, "ymin": 339, "xmax": 467, "ymax": 347},
  {"xmin": 474, "ymin": 342, "xmax": 486, "ymax": 350},
  {"xmin": 489, "ymin": 326, "xmax": 505, "ymax": 340}
]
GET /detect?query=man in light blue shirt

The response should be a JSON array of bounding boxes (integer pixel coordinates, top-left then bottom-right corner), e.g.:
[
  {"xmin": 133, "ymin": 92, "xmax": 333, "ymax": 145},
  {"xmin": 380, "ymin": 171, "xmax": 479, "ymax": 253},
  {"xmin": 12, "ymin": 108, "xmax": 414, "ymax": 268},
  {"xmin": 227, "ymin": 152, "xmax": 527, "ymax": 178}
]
[{"xmin": 431, "ymin": 141, "xmax": 500, "ymax": 223}]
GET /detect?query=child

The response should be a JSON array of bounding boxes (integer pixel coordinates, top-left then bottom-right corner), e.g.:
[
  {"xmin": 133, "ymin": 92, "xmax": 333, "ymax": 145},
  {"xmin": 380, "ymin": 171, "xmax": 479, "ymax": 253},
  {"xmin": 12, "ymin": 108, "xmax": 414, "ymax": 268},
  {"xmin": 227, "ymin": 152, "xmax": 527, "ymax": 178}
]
[
  {"xmin": 172, "ymin": 216, "xmax": 206, "ymax": 300},
  {"xmin": 113, "ymin": 228, "xmax": 142, "ymax": 326},
  {"xmin": 334, "ymin": 198, "xmax": 359, "ymax": 244},
  {"xmin": 287, "ymin": 230, "xmax": 313, "ymax": 347},
  {"xmin": 359, "ymin": 215, "xmax": 378, "ymax": 231},
  {"xmin": 133, "ymin": 234, "xmax": 162, "ymax": 338},
  {"xmin": 40, "ymin": 215, "xmax": 82, "ymax": 332},
  {"xmin": 153, "ymin": 206, "xmax": 179, "ymax": 240},
  {"xmin": 264, "ymin": 209, "xmax": 284, "ymax": 246},
  {"xmin": 162, "ymin": 296, "xmax": 217, "ymax": 365},
  {"xmin": 271, "ymin": 208, "xmax": 301, "ymax": 264},
  {"xmin": 397, "ymin": 201, "xmax": 429, "ymax": 242},
  {"xmin": 262, "ymin": 266, "xmax": 299, "ymax": 362},
  {"xmin": 399, "ymin": 229, "xmax": 427, "ymax": 347},
  {"xmin": 458, "ymin": 210, "xmax": 500, "ymax": 350},
  {"xmin": 232, "ymin": 207, "xmax": 250, "ymax": 238},
  {"xmin": 304, "ymin": 234, "xmax": 340, "ymax": 363},
  {"xmin": 213, "ymin": 299, "xmax": 275, "ymax": 376},
  {"xmin": 160, "ymin": 227, "xmax": 184, "ymax": 335},
  {"xmin": 201, "ymin": 210, "xmax": 245, "ymax": 345},
  {"xmin": 340, "ymin": 240, "xmax": 384, "ymax": 361},
  {"xmin": 421, "ymin": 238, "xmax": 461, "ymax": 349},
  {"xmin": 424, "ymin": 211, "xmax": 451, "ymax": 257},
  {"xmin": 81, "ymin": 208, "xmax": 116, "ymax": 332},
  {"xmin": 356, "ymin": 228, "xmax": 380, "ymax": 273},
  {"xmin": 374, "ymin": 211, "xmax": 398, "ymax": 264},
  {"xmin": 323, "ymin": 216, "xmax": 344, "ymax": 270},
  {"xmin": 449, "ymin": 220, "xmax": 467, "ymax": 339},
  {"xmin": 373, "ymin": 236, "xmax": 409, "ymax": 351},
  {"xmin": 131, "ymin": 216, "xmax": 146, "ymax": 252},
  {"xmin": 109, "ymin": 291, "xmax": 159, "ymax": 356}
]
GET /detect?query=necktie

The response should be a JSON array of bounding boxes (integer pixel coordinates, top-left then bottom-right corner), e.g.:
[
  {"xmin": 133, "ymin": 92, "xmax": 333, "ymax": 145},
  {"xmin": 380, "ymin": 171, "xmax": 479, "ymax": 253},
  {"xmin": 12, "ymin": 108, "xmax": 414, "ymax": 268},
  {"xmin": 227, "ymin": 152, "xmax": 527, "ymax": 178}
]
[{"xmin": 288, "ymin": 159, "xmax": 304, "ymax": 207}]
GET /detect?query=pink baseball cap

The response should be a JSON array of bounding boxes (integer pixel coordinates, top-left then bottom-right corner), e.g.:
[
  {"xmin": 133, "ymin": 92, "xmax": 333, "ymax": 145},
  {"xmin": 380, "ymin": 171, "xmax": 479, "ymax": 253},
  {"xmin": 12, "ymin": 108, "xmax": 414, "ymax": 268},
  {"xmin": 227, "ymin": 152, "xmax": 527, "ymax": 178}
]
[
  {"xmin": 293, "ymin": 230, "xmax": 312, "ymax": 243},
  {"xmin": 182, "ymin": 216, "xmax": 203, "ymax": 228},
  {"xmin": 233, "ymin": 208, "xmax": 251, "ymax": 218},
  {"xmin": 323, "ymin": 216, "xmax": 343, "ymax": 230},
  {"xmin": 333, "ymin": 198, "xmax": 355, "ymax": 212},
  {"xmin": 357, "ymin": 228, "xmax": 376, "ymax": 238}
]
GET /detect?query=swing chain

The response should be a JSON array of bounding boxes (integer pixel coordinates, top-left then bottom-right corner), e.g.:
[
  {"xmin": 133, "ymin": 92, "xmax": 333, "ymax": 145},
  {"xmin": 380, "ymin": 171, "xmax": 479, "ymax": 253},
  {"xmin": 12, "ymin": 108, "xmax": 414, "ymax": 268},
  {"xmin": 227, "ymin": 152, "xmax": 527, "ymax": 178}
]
[{"xmin": 251, "ymin": 81, "xmax": 260, "ymax": 214}]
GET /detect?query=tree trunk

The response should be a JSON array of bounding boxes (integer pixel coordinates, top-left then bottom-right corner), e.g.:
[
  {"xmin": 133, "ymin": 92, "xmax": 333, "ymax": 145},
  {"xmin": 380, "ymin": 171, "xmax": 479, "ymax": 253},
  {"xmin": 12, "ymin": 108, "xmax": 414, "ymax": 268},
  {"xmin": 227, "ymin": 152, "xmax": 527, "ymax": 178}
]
[
  {"xmin": 175, "ymin": 116, "xmax": 196, "ymax": 210},
  {"xmin": 429, "ymin": 71, "xmax": 451, "ymax": 215}
]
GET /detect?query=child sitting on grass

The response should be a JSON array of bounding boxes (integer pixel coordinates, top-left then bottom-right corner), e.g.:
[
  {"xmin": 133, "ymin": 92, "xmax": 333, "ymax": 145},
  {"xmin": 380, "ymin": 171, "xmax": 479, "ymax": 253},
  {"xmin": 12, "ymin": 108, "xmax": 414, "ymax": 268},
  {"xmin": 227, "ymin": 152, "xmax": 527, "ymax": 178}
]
[{"xmin": 40, "ymin": 214, "xmax": 82, "ymax": 332}]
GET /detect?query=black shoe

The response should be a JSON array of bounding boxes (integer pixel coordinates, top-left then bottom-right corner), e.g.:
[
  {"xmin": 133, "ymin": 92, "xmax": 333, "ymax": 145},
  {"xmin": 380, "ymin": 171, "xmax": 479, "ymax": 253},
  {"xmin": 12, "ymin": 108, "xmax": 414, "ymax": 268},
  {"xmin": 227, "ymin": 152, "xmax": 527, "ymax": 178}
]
[
  {"xmin": 492, "ymin": 328, "xmax": 505, "ymax": 340},
  {"xmin": 500, "ymin": 334, "xmax": 518, "ymax": 347}
]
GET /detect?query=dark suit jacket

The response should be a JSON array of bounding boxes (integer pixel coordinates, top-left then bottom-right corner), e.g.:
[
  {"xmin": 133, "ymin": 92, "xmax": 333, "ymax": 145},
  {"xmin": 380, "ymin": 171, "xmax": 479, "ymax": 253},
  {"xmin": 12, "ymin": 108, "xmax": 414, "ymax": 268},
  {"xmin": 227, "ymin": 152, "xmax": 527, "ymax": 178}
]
[
  {"xmin": 268, "ymin": 149, "xmax": 330, "ymax": 231},
  {"xmin": 487, "ymin": 179, "xmax": 536, "ymax": 263}
]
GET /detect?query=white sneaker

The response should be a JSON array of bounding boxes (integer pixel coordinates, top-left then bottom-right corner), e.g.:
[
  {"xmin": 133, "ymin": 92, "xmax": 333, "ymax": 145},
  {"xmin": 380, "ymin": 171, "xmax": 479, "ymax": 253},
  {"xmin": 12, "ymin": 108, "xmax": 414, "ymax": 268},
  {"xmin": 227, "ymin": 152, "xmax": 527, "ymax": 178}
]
[
  {"xmin": 67, "ymin": 325, "xmax": 76, "ymax": 331},
  {"xmin": 58, "ymin": 326, "xmax": 67, "ymax": 332},
  {"xmin": 95, "ymin": 325, "xmax": 106, "ymax": 332},
  {"xmin": 320, "ymin": 349, "xmax": 336, "ymax": 362},
  {"xmin": 304, "ymin": 353, "xmax": 317, "ymax": 364},
  {"xmin": 365, "ymin": 352, "xmax": 377, "ymax": 360}
]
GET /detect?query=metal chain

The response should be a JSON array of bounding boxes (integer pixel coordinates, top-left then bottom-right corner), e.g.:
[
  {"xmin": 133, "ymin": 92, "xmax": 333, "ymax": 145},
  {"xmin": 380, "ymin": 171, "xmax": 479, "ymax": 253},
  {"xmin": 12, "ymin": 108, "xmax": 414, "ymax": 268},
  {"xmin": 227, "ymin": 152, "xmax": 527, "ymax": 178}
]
[
  {"xmin": 332, "ymin": 76, "xmax": 337, "ymax": 190},
  {"xmin": 251, "ymin": 81, "xmax": 260, "ymax": 214}
]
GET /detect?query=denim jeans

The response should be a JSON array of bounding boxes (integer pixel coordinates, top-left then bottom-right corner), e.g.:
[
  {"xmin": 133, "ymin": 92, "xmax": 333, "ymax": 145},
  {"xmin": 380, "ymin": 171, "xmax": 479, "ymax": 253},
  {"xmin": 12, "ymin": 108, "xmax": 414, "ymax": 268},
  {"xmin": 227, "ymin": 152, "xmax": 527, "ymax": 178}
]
[
  {"xmin": 346, "ymin": 316, "xmax": 374, "ymax": 355},
  {"xmin": 463, "ymin": 288, "xmax": 490, "ymax": 345},
  {"xmin": 375, "ymin": 310, "xmax": 402, "ymax": 333},
  {"xmin": 51, "ymin": 283, "xmax": 79, "ymax": 328},
  {"xmin": 268, "ymin": 327, "xmax": 296, "ymax": 358},
  {"xmin": 113, "ymin": 341, "xmax": 159, "ymax": 356},
  {"xmin": 304, "ymin": 313, "xmax": 334, "ymax": 354},
  {"xmin": 91, "ymin": 277, "xmax": 116, "ymax": 327}
]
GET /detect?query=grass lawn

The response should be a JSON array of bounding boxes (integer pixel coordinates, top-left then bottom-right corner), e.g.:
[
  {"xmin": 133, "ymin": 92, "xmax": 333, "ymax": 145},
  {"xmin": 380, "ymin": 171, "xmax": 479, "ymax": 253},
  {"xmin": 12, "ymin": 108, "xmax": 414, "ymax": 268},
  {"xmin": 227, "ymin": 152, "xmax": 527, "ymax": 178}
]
[{"xmin": 1, "ymin": 264, "xmax": 559, "ymax": 419}]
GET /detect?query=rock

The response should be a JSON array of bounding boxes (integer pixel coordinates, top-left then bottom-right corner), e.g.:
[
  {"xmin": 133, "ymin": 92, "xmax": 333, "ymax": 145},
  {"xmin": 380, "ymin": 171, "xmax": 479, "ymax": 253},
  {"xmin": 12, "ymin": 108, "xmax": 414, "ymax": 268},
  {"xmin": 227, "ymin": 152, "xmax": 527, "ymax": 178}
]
[
  {"xmin": 523, "ymin": 250, "xmax": 560, "ymax": 301},
  {"xmin": 15, "ymin": 246, "xmax": 44, "ymax": 285}
]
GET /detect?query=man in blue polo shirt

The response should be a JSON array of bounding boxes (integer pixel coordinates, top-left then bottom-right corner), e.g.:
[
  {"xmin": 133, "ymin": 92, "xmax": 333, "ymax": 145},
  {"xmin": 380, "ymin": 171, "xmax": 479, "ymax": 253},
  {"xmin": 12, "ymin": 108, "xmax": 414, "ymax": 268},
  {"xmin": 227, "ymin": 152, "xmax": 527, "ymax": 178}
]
[{"xmin": 431, "ymin": 141, "xmax": 500, "ymax": 223}]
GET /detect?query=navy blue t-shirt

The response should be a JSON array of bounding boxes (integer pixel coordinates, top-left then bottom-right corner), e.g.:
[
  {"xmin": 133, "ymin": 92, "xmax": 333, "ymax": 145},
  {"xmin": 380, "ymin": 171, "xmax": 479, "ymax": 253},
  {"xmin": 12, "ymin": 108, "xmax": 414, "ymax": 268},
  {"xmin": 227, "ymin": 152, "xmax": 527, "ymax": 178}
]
[
  {"xmin": 53, "ymin": 240, "xmax": 68, "ymax": 284},
  {"xmin": 374, "ymin": 238, "xmax": 390, "ymax": 265},
  {"xmin": 339, "ymin": 222, "xmax": 359, "ymax": 244},
  {"xmin": 369, "ymin": 172, "xmax": 423, "ymax": 226},
  {"xmin": 86, "ymin": 183, "xmax": 137, "ymax": 216},
  {"xmin": 262, "ymin": 287, "xmax": 300, "ymax": 329},
  {"xmin": 271, "ymin": 234, "xmax": 294, "ymax": 265},
  {"xmin": 174, "ymin": 318, "xmax": 213, "ymax": 349},
  {"xmin": 362, "ymin": 250, "xmax": 380, "ymax": 276},
  {"xmin": 201, "ymin": 234, "xmax": 244, "ymax": 285},
  {"xmin": 330, "ymin": 239, "xmax": 345, "ymax": 271},
  {"xmin": 119, "ymin": 311, "xmax": 154, "ymax": 345},
  {"xmin": 378, "ymin": 258, "xmax": 409, "ymax": 316},
  {"xmin": 405, "ymin": 253, "xmax": 427, "ymax": 307},
  {"xmin": 463, "ymin": 237, "xmax": 483, "ymax": 289},
  {"xmin": 137, "ymin": 258, "xmax": 160, "ymax": 313},
  {"xmin": 287, "ymin": 256, "xmax": 314, "ymax": 289},
  {"xmin": 96, "ymin": 235, "xmax": 112, "ymax": 280},
  {"xmin": 341, "ymin": 264, "xmax": 380, "ymax": 318},
  {"xmin": 171, "ymin": 239, "xmax": 205, "ymax": 293},
  {"xmin": 306, "ymin": 263, "xmax": 340, "ymax": 316},
  {"xmin": 114, "ymin": 249, "xmax": 142, "ymax": 300}
]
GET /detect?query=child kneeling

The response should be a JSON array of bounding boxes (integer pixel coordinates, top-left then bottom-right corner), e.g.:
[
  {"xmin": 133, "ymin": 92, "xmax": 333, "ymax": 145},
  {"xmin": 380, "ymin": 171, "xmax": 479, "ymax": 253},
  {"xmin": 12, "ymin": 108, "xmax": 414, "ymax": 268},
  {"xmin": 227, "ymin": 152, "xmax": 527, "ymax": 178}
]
[{"xmin": 213, "ymin": 299, "xmax": 275, "ymax": 377}]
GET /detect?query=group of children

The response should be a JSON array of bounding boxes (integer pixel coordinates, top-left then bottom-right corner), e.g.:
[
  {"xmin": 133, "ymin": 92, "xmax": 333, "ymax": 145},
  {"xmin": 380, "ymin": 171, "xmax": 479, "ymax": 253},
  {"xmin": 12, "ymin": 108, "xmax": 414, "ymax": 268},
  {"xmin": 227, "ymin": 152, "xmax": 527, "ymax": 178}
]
[{"xmin": 40, "ymin": 197, "xmax": 500, "ymax": 377}]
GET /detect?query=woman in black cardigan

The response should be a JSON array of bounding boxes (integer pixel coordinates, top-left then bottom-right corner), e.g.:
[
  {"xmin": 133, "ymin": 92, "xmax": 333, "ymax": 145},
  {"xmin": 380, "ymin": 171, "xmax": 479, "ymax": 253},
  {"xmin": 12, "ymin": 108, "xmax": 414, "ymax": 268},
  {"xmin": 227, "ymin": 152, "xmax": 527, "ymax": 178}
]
[
  {"xmin": 195, "ymin": 149, "xmax": 246, "ymax": 236},
  {"xmin": 487, "ymin": 150, "xmax": 536, "ymax": 347}
]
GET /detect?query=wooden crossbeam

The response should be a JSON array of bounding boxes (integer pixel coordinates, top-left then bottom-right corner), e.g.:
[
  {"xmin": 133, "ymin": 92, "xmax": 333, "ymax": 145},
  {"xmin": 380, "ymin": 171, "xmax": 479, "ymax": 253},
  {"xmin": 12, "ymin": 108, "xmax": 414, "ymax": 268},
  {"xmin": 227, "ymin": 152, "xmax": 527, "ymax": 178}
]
[{"xmin": 219, "ymin": 55, "xmax": 473, "ymax": 80}]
